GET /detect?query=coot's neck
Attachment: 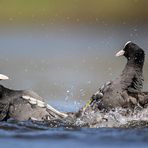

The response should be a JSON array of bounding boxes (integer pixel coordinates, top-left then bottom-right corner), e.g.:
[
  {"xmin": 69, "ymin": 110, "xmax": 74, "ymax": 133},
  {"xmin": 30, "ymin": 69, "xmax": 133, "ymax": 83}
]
[
  {"xmin": 121, "ymin": 58, "xmax": 144, "ymax": 92},
  {"xmin": 126, "ymin": 53, "xmax": 145, "ymax": 70}
]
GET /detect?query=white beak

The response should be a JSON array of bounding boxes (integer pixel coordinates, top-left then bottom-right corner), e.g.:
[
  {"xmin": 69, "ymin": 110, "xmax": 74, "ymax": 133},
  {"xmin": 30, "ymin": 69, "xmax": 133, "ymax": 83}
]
[
  {"xmin": 0, "ymin": 74, "xmax": 9, "ymax": 80},
  {"xmin": 115, "ymin": 50, "xmax": 125, "ymax": 57}
]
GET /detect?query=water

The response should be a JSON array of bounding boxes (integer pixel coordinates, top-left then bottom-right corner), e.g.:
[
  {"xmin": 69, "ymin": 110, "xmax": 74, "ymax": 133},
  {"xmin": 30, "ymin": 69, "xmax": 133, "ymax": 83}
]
[
  {"xmin": 0, "ymin": 122, "xmax": 148, "ymax": 148},
  {"xmin": 0, "ymin": 23, "xmax": 148, "ymax": 147},
  {"xmin": 0, "ymin": 120, "xmax": 148, "ymax": 148}
]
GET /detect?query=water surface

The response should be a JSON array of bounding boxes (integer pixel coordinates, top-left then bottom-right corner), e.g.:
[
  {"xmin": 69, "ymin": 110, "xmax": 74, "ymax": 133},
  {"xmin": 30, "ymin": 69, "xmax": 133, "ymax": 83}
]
[{"xmin": 0, "ymin": 121, "xmax": 148, "ymax": 148}]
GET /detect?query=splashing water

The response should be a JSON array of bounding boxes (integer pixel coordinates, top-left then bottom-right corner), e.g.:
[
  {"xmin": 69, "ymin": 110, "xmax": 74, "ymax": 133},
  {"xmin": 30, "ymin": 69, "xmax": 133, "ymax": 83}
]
[{"xmin": 57, "ymin": 107, "xmax": 148, "ymax": 128}]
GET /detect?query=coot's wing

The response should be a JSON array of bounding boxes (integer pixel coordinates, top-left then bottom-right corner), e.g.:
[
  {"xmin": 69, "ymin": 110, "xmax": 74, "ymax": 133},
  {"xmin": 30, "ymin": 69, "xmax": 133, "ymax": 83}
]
[
  {"xmin": 82, "ymin": 81, "xmax": 112, "ymax": 112},
  {"xmin": 21, "ymin": 92, "xmax": 68, "ymax": 119},
  {"xmin": 0, "ymin": 102, "xmax": 9, "ymax": 121}
]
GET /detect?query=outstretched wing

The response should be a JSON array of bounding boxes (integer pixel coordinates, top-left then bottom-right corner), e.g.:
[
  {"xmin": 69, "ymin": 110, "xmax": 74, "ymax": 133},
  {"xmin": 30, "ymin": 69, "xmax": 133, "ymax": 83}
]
[
  {"xmin": 83, "ymin": 81, "xmax": 112, "ymax": 112},
  {"xmin": 22, "ymin": 95, "xmax": 68, "ymax": 118}
]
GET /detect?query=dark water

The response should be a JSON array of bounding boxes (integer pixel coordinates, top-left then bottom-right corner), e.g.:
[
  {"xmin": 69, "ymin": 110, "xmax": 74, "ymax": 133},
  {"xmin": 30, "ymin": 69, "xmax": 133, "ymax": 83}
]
[
  {"xmin": 0, "ymin": 121, "xmax": 148, "ymax": 148},
  {"xmin": 0, "ymin": 23, "xmax": 148, "ymax": 147}
]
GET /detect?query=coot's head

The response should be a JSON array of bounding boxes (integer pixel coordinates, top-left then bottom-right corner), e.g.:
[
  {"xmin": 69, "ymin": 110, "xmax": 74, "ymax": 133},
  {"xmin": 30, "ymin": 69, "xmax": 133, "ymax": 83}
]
[
  {"xmin": 116, "ymin": 41, "xmax": 145, "ymax": 66},
  {"xmin": 0, "ymin": 74, "xmax": 9, "ymax": 80}
]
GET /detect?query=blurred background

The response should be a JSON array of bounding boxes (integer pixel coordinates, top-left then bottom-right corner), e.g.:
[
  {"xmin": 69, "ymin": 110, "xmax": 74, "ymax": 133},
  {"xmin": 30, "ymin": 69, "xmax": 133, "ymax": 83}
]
[{"xmin": 0, "ymin": 0, "xmax": 148, "ymax": 111}]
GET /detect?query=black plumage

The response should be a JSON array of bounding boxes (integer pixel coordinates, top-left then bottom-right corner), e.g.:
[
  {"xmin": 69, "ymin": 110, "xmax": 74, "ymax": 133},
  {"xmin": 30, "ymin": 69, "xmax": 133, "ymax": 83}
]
[
  {"xmin": 0, "ymin": 71, "xmax": 69, "ymax": 121},
  {"xmin": 0, "ymin": 84, "xmax": 50, "ymax": 121},
  {"xmin": 83, "ymin": 41, "xmax": 146, "ymax": 112},
  {"xmin": 0, "ymin": 84, "xmax": 68, "ymax": 121}
]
